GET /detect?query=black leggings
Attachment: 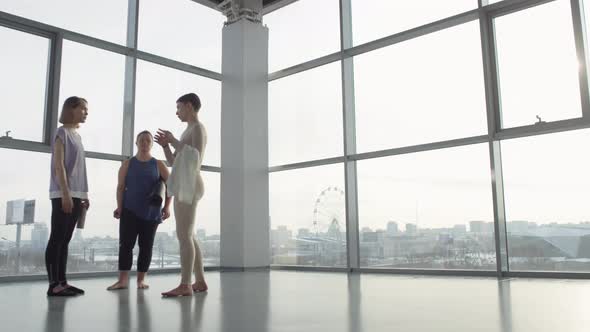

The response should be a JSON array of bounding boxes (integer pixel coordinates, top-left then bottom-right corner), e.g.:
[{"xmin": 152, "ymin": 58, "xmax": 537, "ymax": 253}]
[
  {"xmin": 45, "ymin": 198, "xmax": 81, "ymax": 284},
  {"xmin": 118, "ymin": 209, "xmax": 159, "ymax": 272}
]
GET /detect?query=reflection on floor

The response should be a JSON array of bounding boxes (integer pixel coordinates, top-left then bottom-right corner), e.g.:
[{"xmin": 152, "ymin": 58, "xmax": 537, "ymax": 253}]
[{"xmin": 1, "ymin": 271, "xmax": 589, "ymax": 332}]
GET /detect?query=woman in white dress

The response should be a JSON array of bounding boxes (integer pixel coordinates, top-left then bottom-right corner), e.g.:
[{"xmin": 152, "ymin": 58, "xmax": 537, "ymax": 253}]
[{"xmin": 155, "ymin": 93, "xmax": 208, "ymax": 297}]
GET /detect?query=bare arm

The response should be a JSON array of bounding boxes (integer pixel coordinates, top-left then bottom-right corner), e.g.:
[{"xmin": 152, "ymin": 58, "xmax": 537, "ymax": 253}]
[
  {"xmin": 163, "ymin": 145, "xmax": 175, "ymax": 166},
  {"xmin": 54, "ymin": 138, "xmax": 69, "ymax": 196},
  {"xmin": 53, "ymin": 137, "xmax": 73, "ymax": 213},
  {"xmin": 191, "ymin": 124, "xmax": 205, "ymax": 156},
  {"xmin": 154, "ymin": 131, "xmax": 176, "ymax": 165},
  {"xmin": 114, "ymin": 160, "xmax": 129, "ymax": 218},
  {"xmin": 157, "ymin": 160, "xmax": 172, "ymax": 211}
]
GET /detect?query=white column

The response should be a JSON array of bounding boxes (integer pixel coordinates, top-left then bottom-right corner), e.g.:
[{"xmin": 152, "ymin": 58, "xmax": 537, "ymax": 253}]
[{"xmin": 220, "ymin": 14, "xmax": 270, "ymax": 269}]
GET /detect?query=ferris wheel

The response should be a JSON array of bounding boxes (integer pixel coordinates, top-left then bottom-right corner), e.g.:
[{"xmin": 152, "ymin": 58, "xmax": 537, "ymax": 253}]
[{"xmin": 312, "ymin": 186, "xmax": 346, "ymax": 239}]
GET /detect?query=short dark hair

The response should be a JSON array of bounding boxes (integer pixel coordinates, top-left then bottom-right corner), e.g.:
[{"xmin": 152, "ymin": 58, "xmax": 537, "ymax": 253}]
[
  {"xmin": 176, "ymin": 93, "xmax": 201, "ymax": 112},
  {"xmin": 136, "ymin": 130, "xmax": 153, "ymax": 141}
]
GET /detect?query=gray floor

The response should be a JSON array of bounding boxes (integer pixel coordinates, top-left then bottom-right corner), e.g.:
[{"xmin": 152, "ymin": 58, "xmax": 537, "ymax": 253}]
[{"xmin": 1, "ymin": 271, "xmax": 589, "ymax": 332}]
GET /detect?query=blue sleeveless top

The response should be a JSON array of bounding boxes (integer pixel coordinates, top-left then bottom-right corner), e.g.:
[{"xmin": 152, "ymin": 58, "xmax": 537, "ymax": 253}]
[{"xmin": 123, "ymin": 157, "xmax": 162, "ymax": 223}]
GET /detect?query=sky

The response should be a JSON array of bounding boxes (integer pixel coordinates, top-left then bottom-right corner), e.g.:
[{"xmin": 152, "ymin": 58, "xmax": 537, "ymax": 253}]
[
  {"xmin": 1, "ymin": 0, "xmax": 590, "ymax": 244},
  {"xmin": 265, "ymin": 0, "xmax": 590, "ymax": 233}
]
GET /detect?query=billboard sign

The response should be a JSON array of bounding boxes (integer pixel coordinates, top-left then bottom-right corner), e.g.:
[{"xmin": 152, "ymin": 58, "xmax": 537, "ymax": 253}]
[{"xmin": 6, "ymin": 199, "xmax": 35, "ymax": 225}]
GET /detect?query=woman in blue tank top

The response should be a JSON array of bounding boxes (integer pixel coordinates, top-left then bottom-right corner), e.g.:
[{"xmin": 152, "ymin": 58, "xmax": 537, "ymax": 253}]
[{"xmin": 107, "ymin": 131, "xmax": 171, "ymax": 290}]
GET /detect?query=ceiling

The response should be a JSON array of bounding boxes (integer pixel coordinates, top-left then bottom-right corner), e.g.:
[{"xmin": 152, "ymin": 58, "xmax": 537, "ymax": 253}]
[{"xmin": 192, "ymin": 0, "xmax": 299, "ymax": 15}]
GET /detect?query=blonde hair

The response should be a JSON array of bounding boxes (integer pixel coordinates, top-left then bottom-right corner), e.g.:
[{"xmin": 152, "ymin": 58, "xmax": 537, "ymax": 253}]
[
  {"xmin": 59, "ymin": 96, "xmax": 87, "ymax": 124},
  {"xmin": 136, "ymin": 130, "xmax": 153, "ymax": 142}
]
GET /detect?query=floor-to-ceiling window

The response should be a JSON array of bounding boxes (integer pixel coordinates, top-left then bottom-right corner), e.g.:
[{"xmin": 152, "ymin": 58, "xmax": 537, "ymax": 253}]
[
  {"xmin": 268, "ymin": 0, "xmax": 590, "ymax": 274},
  {"xmin": 0, "ymin": 0, "xmax": 223, "ymax": 276}
]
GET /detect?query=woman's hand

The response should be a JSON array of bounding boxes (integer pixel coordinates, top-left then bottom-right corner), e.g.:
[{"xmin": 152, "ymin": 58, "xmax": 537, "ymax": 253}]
[
  {"xmin": 154, "ymin": 132, "xmax": 168, "ymax": 148},
  {"xmin": 61, "ymin": 194, "xmax": 73, "ymax": 214},
  {"xmin": 81, "ymin": 199, "xmax": 90, "ymax": 210},
  {"xmin": 155, "ymin": 129, "xmax": 177, "ymax": 147},
  {"xmin": 162, "ymin": 207, "xmax": 171, "ymax": 221},
  {"xmin": 113, "ymin": 207, "xmax": 122, "ymax": 219}
]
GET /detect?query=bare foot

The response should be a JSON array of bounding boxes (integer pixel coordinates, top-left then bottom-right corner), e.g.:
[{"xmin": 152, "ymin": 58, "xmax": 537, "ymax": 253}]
[
  {"xmin": 162, "ymin": 285, "xmax": 192, "ymax": 297},
  {"xmin": 107, "ymin": 281, "xmax": 128, "ymax": 291},
  {"xmin": 137, "ymin": 281, "xmax": 149, "ymax": 289},
  {"xmin": 192, "ymin": 281, "xmax": 208, "ymax": 293}
]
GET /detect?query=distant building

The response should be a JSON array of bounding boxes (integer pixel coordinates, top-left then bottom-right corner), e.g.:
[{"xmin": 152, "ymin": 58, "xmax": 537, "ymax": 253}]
[
  {"xmin": 406, "ymin": 223, "xmax": 418, "ymax": 235},
  {"xmin": 272, "ymin": 226, "xmax": 292, "ymax": 248},
  {"xmin": 469, "ymin": 221, "xmax": 493, "ymax": 233},
  {"xmin": 508, "ymin": 220, "xmax": 529, "ymax": 234},
  {"xmin": 387, "ymin": 221, "xmax": 399, "ymax": 236},
  {"xmin": 297, "ymin": 228, "xmax": 311, "ymax": 238},
  {"xmin": 31, "ymin": 223, "xmax": 49, "ymax": 250},
  {"xmin": 361, "ymin": 227, "xmax": 373, "ymax": 234},
  {"xmin": 452, "ymin": 224, "xmax": 467, "ymax": 235}
]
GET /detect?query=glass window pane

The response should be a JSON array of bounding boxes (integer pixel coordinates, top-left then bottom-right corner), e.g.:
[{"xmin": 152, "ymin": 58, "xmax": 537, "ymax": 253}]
[
  {"xmin": 155, "ymin": 171, "xmax": 221, "ymax": 267},
  {"xmin": 0, "ymin": 27, "xmax": 50, "ymax": 142},
  {"xmin": 502, "ymin": 129, "xmax": 590, "ymax": 272},
  {"xmin": 0, "ymin": 0, "xmax": 128, "ymax": 45},
  {"xmin": 354, "ymin": 22, "xmax": 487, "ymax": 153},
  {"xmin": 138, "ymin": 0, "xmax": 224, "ymax": 71},
  {"xmin": 269, "ymin": 62, "xmax": 343, "ymax": 166},
  {"xmin": 197, "ymin": 172, "xmax": 220, "ymax": 266},
  {"xmin": 76, "ymin": 163, "xmax": 220, "ymax": 271},
  {"xmin": 265, "ymin": 0, "xmax": 340, "ymax": 72},
  {"xmin": 582, "ymin": 0, "xmax": 590, "ymax": 90},
  {"xmin": 59, "ymin": 41, "xmax": 125, "ymax": 155},
  {"xmin": 66, "ymin": 161, "xmax": 220, "ymax": 271},
  {"xmin": 73, "ymin": 158, "xmax": 119, "ymax": 273},
  {"xmin": 351, "ymin": 0, "xmax": 476, "ymax": 46},
  {"xmin": 494, "ymin": 0, "xmax": 581, "ymax": 128},
  {"xmin": 0, "ymin": 149, "xmax": 51, "ymax": 276},
  {"xmin": 357, "ymin": 144, "xmax": 495, "ymax": 270},
  {"xmin": 135, "ymin": 60, "xmax": 221, "ymax": 167},
  {"xmin": 270, "ymin": 164, "xmax": 346, "ymax": 267},
  {"xmin": 0, "ymin": 151, "xmax": 220, "ymax": 276}
]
